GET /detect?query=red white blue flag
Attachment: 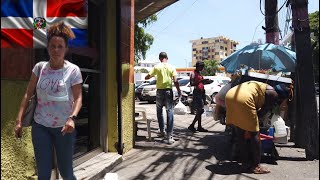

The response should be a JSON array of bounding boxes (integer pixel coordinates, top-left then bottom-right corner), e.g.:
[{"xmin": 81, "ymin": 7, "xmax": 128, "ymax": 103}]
[{"xmin": 1, "ymin": 0, "xmax": 88, "ymax": 48}]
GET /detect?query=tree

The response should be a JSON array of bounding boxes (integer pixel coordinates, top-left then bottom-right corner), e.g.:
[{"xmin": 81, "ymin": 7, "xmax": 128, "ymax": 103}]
[
  {"xmin": 309, "ymin": 11, "xmax": 319, "ymax": 83},
  {"xmin": 134, "ymin": 15, "xmax": 157, "ymax": 63},
  {"xmin": 201, "ymin": 59, "xmax": 221, "ymax": 76}
]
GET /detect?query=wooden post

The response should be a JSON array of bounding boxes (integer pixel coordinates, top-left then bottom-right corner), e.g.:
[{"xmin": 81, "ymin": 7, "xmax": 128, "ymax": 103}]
[
  {"xmin": 264, "ymin": 0, "xmax": 280, "ymax": 44},
  {"xmin": 291, "ymin": 0, "xmax": 319, "ymax": 159}
]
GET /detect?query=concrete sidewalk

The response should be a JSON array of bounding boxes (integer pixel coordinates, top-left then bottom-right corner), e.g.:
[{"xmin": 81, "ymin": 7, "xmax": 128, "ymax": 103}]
[{"xmin": 104, "ymin": 103, "xmax": 319, "ymax": 180}]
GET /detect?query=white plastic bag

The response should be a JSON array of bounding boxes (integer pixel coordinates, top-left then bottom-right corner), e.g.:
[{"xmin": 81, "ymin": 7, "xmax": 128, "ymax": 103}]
[{"xmin": 174, "ymin": 98, "xmax": 188, "ymax": 115}]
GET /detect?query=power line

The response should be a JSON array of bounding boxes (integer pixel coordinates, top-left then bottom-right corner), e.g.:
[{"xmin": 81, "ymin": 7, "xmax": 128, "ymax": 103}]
[
  {"xmin": 146, "ymin": 8, "xmax": 169, "ymax": 31},
  {"xmin": 154, "ymin": 0, "xmax": 199, "ymax": 37},
  {"xmin": 252, "ymin": 18, "xmax": 265, "ymax": 42},
  {"xmin": 259, "ymin": 0, "xmax": 289, "ymax": 18}
]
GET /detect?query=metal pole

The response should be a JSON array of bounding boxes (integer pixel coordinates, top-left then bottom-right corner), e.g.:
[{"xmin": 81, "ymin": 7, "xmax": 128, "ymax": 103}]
[{"xmin": 116, "ymin": 0, "xmax": 124, "ymax": 155}]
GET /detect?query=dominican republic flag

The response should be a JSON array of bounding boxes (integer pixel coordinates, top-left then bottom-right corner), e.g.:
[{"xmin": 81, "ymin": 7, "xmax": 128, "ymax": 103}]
[{"xmin": 1, "ymin": 0, "xmax": 88, "ymax": 48}]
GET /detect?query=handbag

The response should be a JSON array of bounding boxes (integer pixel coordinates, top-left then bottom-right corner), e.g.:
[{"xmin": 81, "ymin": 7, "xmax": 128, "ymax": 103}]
[
  {"xmin": 21, "ymin": 94, "xmax": 37, "ymax": 127},
  {"xmin": 21, "ymin": 62, "xmax": 45, "ymax": 127}
]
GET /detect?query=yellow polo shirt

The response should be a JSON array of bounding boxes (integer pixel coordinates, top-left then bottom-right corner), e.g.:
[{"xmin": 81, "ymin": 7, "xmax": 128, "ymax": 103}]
[{"xmin": 149, "ymin": 62, "xmax": 177, "ymax": 89}]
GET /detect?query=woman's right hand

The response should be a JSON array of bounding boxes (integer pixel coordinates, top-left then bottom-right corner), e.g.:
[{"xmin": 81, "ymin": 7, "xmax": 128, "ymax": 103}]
[{"xmin": 14, "ymin": 121, "xmax": 22, "ymax": 138}]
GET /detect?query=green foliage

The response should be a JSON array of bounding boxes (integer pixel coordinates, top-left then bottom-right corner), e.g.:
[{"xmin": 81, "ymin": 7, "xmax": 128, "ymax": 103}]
[
  {"xmin": 134, "ymin": 15, "xmax": 157, "ymax": 63},
  {"xmin": 139, "ymin": 68, "xmax": 149, "ymax": 73},
  {"xmin": 201, "ymin": 59, "xmax": 221, "ymax": 76},
  {"xmin": 309, "ymin": 11, "xmax": 319, "ymax": 83},
  {"xmin": 134, "ymin": 68, "xmax": 149, "ymax": 73},
  {"xmin": 309, "ymin": 11, "xmax": 319, "ymax": 37}
]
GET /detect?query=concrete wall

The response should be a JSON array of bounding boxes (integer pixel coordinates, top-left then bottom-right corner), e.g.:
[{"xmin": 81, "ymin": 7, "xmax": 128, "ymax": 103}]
[{"xmin": 1, "ymin": 80, "xmax": 36, "ymax": 179}]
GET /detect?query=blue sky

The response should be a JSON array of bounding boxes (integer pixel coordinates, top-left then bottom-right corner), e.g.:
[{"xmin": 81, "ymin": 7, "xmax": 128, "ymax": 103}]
[{"xmin": 143, "ymin": 0, "xmax": 319, "ymax": 68}]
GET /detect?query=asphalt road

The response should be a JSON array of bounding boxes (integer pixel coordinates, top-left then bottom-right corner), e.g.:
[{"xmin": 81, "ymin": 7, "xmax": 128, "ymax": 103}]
[{"xmin": 106, "ymin": 100, "xmax": 319, "ymax": 180}]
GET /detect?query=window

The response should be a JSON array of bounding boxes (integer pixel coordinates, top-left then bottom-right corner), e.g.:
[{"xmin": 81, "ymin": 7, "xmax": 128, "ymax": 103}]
[
  {"xmin": 220, "ymin": 52, "xmax": 224, "ymax": 55},
  {"xmin": 215, "ymin": 52, "xmax": 219, "ymax": 55},
  {"xmin": 178, "ymin": 79, "xmax": 190, "ymax": 86},
  {"xmin": 220, "ymin": 46, "xmax": 224, "ymax": 50},
  {"xmin": 202, "ymin": 41, "xmax": 208, "ymax": 44},
  {"xmin": 215, "ymin": 40, "xmax": 219, "ymax": 43},
  {"xmin": 192, "ymin": 48, "xmax": 196, "ymax": 51},
  {"xmin": 225, "ymin": 47, "xmax": 227, "ymax": 51}
]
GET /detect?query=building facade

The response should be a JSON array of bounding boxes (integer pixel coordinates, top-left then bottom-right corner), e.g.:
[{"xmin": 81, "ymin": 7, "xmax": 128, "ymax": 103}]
[
  {"xmin": 190, "ymin": 36, "xmax": 239, "ymax": 66},
  {"xmin": 1, "ymin": 0, "xmax": 178, "ymax": 179}
]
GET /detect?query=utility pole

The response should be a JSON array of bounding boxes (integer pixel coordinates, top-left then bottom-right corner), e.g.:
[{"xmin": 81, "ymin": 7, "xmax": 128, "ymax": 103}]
[
  {"xmin": 291, "ymin": 0, "xmax": 319, "ymax": 159},
  {"xmin": 264, "ymin": 0, "xmax": 280, "ymax": 44}
]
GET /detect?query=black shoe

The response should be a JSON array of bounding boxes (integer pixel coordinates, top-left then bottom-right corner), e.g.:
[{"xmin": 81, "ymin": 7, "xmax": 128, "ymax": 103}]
[
  {"xmin": 197, "ymin": 127, "xmax": 208, "ymax": 132},
  {"xmin": 188, "ymin": 126, "xmax": 197, "ymax": 132}
]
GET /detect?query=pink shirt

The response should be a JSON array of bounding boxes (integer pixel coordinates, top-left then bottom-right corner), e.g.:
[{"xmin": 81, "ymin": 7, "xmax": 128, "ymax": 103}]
[{"xmin": 33, "ymin": 61, "xmax": 83, "ymax": 128}]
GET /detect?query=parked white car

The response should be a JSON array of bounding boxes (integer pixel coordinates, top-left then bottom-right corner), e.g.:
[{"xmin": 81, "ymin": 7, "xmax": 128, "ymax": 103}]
[
  {"xmin": 142, "ymin": 78, "xmax": 192, "ymax": 103},
  {"xmin": 141, "ymin": 80, "xmax": 157, "ymax": 103},
  {"xmin": 173, "ymin": 77, "xmax": 223, "ymax": 101},
  {"xmin": 204, "ymin": 76, "xmax": 231, "ymax": 86}
]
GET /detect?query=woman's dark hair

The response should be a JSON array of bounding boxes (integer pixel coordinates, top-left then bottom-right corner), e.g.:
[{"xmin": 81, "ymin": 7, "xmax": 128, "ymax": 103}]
[{"xmin": 47, "ymin": 21, "xmax": 75, "ymax": 47}]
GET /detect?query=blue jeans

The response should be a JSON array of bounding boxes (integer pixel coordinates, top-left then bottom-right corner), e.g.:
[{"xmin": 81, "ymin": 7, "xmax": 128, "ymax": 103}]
[
  {"xmin": 32, "ymin": 122, "xmax": 76, "ymax": 180},
  {"xmin": 156, "ymin": 89, "xmax": 174, "ymax": 136}
]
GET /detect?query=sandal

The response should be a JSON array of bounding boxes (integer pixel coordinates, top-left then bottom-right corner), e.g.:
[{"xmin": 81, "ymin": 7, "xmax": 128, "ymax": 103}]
[{"xmin": 252, "ymin": 165, "xmax": 271, "ymax": 174}]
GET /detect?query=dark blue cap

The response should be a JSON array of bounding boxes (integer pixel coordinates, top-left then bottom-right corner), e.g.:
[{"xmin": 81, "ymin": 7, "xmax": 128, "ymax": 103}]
[{"xmin": 274, "ymin": 84, "xmax": 289, "ymax": 99}]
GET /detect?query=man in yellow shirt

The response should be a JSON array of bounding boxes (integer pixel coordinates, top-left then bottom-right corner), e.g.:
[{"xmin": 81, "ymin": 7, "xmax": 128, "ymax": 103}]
[{"xmin": 145, "ymin": 52, "xmax": 181, "ymax": 144}]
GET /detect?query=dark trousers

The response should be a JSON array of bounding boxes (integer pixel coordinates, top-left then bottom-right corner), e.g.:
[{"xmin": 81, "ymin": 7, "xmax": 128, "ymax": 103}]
[{"xmin": 235, "ymin": 126, "xmax": 261, "ymax": 168}]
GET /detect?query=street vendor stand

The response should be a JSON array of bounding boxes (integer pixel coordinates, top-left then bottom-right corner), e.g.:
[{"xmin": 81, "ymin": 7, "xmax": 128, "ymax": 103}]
[
  {"xmin": 239, "ymin": 70, "xmax": 293, "ymax": 160},
  {"xmin": 239, "ymin": 71, "xmax": 293, "ymax": 86}
]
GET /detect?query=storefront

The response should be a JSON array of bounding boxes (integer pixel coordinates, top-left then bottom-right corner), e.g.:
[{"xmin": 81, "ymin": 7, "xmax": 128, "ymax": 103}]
[{"xmin": 1, "ymin": 0, "xmax": 178, "ymax": 179}]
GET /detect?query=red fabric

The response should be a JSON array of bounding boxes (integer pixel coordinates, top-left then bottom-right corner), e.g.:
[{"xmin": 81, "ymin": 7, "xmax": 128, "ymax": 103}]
[
  {"xmin": 1, "ymin": 29, "xmax": 33, "ymax": 48},
  {"xmin": 259, "ymin": 133, "xmax": 274, "ymax": 140},
  {"xmin": 194, "ymin": 70, "xmax": 204, "ymax": 90},
  {"xmin": 46, "ymin": 0, "xmax": 87, "ymax": 17}
]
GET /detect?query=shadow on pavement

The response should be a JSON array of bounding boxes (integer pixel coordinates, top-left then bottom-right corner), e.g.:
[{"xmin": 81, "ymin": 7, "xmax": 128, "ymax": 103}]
[
  {"xmin": 205, "ymin": 161, "xmax": 242, "ymax": 175},
  {"xmin": 277, "ymin": 156, "xmax": 307, "ymax": 161}
]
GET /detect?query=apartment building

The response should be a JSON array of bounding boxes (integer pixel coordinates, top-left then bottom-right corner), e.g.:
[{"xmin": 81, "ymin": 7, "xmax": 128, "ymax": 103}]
[{"xmin": 190, "ymin": 36, "xmax": 239, "ymax": 66}]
